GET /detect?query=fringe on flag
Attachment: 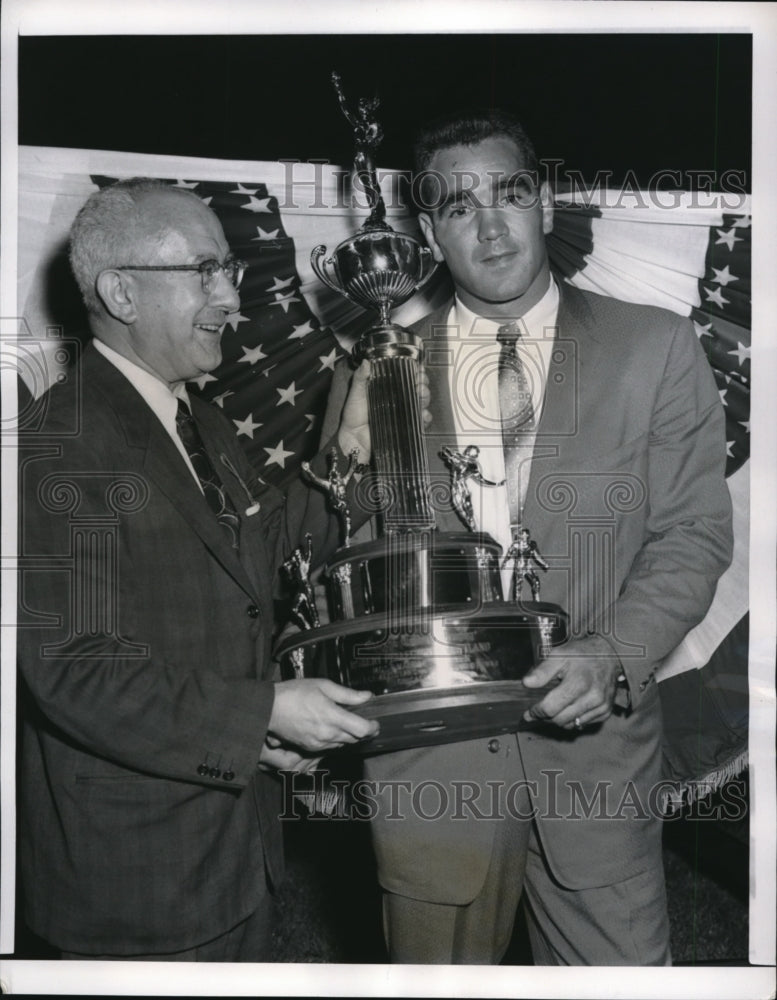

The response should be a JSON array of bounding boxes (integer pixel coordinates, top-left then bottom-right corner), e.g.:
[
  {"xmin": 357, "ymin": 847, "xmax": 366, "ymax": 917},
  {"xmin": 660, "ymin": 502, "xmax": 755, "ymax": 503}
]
[{"xmin": 660, "ymin": 749, "xmax": 749, "ymax": 814}]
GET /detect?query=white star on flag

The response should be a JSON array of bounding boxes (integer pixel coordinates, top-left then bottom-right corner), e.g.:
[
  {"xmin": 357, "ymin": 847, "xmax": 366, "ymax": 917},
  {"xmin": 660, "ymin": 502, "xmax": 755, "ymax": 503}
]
[
  {"xmin": 174, "ymin": 180, "xmax": 199, "ymax": 189},
  {"xmin": 233, "ymin": 413, "xmax": 262, "ymax": 439},
  {"xmin": 693, "ymin": 320, "xmax": 714, "ymax": 340},
  {"xmin": 710, "ymin": 265, "xmax": 738, "ymax": 287},
  {"xmin": 317, "ymin": 348, "xmax": 339, "ymax": 372},
  {"xmin": 289, "ymin": 321, "xmax": 314, "ymax": 340},
  {"xmin": 703, "ymin": 286, "xmax": 729, "ymax": 309},
  {"xmin": 200, "ymin": 196, "xmax": 213, "ymax": 207},
  {"xmin": 190, "ymin": 373, "xmax": 217, "ymax": 390},
  {"xmin": 264, "ymin": 440, "xmax": 295, "ymax": 468},
  {"xmin": 230, "ymin": 183, "xmax": 258, "ymax": 195},
  {"xmin": 731, "ymin": 216, "xmax": 751, "ymax": 228},
  {"xmin": 260, "ymin": 364, "xmax": 278, "ymax": 379},
  {"xmin": 266, "ymin": 275, "xmax": 296, "ymax": 292},
  {"xmin": 212, "ymin": 390, "xmax": 234, "ymax": 408},
  {"xmin": 276, "ymin": 382, "xmax": 303, "ymax": 407},
  {"xmin": 238, "ymin": 344, "xmax": 268, "ymax": 365},
  {"xmin": 225, "ymin": 312, "xmax": 251, "ymax": 332},
  {"xmin": 726, "ymin": 441, "xmax": 734, "ymax": 458},
  {"xmin": 718, "ymin": 388, "xmax": 728, "ymax": 405},
  {"xmin": 240, "ymin": 196, "xmax": 272, "ymax": 214},
  {"xmin": 271, "ymin": 292, "xmax": 301, "ymax": 313},
  {"xmin": 728, "ymin": 342, "xmax": 751, "ymax": 366},
  {"xmin": 714, "ymin": 228, "xmax": 743, "ymax": 252},
  {"xmin": 252, "ymin": 225, "xmax": 281, "ymax": 241},
  {"xmin": 738, "ymin": 420, "xmax": 750, "ymax": 433},
  {"xmin": 304, "ymin": 413, "xmax": 317, "ymax": 432}
]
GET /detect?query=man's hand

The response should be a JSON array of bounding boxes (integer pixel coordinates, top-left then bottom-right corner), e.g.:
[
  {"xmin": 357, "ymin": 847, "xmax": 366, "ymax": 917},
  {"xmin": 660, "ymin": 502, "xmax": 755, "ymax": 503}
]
[
  {"xmin": 338, "ymin": 361, "xmax": 371, "ymax": 462},
  {"xmin": 257, "ymin": 736, "xmax": 322, "ymax": 774},
  {"xmin": 521, "ymin": 634, "xmax": 622, "ymax": 730},
  {"xmin": 337, "ymin": 360, "xmax": 432, "ymax": 463},
  {"xmin": 269, "ymin": 677, "xmax": 379, "ymax": 752}
]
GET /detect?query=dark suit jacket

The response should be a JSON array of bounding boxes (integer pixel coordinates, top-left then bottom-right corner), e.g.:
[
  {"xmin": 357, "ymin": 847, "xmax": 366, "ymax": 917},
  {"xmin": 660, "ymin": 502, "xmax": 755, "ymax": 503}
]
[
  {"xmin": 17, "ymin": 344, "xmax": 343, "ymax": 954},
  {"xmin": 327, "ymin": 283, "xmax": 733, "ymax": 901}
]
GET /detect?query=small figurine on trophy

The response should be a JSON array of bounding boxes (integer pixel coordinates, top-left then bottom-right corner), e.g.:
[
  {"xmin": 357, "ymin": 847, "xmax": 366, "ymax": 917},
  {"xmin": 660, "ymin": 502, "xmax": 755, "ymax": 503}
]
[
  {"xmin": 282, "ymin": 533, "xmax": 320, "ymax": 631},
  {"xmin": 502, "ymin": 527, "xmax": 549, "ymax": 602},
  {"xmin": 440, "ymin": 444, "xmax": 505, "ymax": 532},
  {"xmin": 332, "ymin": 71, "xmax": 386, "ymax": 230},
  {"xmin": 301, "ymin": 447, "xmax": 360, "ymax": 547}
]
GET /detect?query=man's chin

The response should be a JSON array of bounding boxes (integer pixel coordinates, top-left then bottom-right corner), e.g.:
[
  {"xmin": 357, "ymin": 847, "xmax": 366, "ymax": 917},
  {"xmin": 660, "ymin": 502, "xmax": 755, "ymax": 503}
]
[{"xmin": 188, "ymin": 358, "xmax": 222, "ymax": 384}]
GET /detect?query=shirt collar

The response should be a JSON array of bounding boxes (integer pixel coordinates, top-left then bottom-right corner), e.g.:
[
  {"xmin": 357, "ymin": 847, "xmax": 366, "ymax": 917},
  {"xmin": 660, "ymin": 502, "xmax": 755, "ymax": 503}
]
[
  {"xmin": 92, "ymin": 338, "xmax": 192, "ymax": 419},
  {"xmin": 452, "ymin": 275, "xmax": 560, "ymax": 343}
]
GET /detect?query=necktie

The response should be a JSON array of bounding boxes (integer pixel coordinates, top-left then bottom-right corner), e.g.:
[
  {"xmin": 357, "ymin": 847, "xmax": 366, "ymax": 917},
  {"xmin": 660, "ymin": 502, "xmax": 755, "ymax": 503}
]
[
  {"xmin": 497, "ymin": 322, "xmax": 537, "ymax": 528},
  {"xmin": 175, "ymin": 400, "xmax": 240, "ymax": 549}
]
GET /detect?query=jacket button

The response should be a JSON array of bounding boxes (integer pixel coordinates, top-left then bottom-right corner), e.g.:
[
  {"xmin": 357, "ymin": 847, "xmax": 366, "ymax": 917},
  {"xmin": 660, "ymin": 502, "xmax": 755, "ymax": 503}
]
[
  {"xmin": 487, "ymin": 739, "xmax": 501, "ymax": 754},
  {"xmin": 223, "ymin": 770, "xmax": 235, "ymax": 782},
  {"xmin": 209, "ymin": 767, "xmax": 221, "ymax": 779},
  {"xmin": 197, "ymin": 764, "xmax": 209, "ymax": 776},
  {"xmin": 247, "ymin": 604, "xmax": 260, "ymax": 619}
]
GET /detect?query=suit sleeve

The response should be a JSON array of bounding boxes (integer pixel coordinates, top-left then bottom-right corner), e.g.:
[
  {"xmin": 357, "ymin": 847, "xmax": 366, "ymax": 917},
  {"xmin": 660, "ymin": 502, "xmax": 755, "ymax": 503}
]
[{"xmin": 592, "ymin": 316, "xmax": 734, "ymax": 707}]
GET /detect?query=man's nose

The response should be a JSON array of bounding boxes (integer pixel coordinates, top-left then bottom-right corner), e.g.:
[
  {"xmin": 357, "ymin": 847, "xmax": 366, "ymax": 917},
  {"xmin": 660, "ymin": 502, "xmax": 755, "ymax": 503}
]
[
  {"xmin": 477, "ymin": 208, "xmax": 508, "ymax": 242},
  {"xmin": 210, "ymin": 267, "xmax": 241, "ymax": 312}
]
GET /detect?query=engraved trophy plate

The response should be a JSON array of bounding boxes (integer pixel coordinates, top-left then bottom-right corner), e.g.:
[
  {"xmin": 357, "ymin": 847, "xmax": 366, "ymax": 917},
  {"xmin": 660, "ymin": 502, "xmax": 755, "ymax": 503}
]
[{"xmin": 278, "ymin": 74, "xmax": 568, "ymax": 752}]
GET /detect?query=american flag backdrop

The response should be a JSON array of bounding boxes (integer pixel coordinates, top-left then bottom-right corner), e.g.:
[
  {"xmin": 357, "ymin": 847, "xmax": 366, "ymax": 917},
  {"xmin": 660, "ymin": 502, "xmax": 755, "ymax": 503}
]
[
  {"xmin": 15, "ymin": 146, "xmax": 750, "ymax": 803},
  {"xmin": 16, "ymin": 147, "xmax": 442, "ymax": 486}
]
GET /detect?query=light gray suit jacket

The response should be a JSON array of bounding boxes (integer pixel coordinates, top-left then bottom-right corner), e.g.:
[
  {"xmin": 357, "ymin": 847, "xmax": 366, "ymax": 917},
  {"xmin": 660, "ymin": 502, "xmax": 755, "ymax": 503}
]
[{"xmin": 327, "ymin": 283, "xmax": 732, "ymax": 901}]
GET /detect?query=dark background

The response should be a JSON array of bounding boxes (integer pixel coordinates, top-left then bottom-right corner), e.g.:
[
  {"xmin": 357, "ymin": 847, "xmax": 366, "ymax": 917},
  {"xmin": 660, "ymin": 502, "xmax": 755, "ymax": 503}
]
[{"xmin": 19, "ymin": 33, "xmax": 751, "ymax": 188}]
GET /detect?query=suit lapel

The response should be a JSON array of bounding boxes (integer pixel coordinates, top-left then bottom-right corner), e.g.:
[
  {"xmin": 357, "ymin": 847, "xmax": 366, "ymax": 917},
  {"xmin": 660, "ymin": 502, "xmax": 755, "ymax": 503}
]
[
  {"xmin": 521, "ymin": 283, "xmax": 602, "ymax": 532},
  {"xmin": 87, "ymin": 347, "xmax": 259, "ymax": 601}
]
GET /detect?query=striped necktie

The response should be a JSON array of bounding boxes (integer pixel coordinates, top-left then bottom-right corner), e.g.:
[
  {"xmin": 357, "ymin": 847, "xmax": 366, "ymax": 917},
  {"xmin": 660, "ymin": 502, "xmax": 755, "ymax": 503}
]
[
  {"xmin": 175, "ymin": 400, "xmax": 240, "ymax": 549},
  {"xmin": 497, "ymin": 322, "xmax": 537, "ymax": 528}
]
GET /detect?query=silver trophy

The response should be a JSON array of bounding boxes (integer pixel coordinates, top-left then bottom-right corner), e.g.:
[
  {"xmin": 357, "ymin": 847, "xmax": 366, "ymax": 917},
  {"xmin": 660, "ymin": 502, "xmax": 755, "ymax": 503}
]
[{"xmin": 277, "ymin": 74, "xmax": 567, "ymax": 752}]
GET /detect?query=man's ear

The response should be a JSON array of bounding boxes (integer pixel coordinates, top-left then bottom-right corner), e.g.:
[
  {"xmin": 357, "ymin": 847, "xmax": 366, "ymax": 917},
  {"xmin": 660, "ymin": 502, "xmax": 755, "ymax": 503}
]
[
  {"xmin": 95, "ymin": 270, "xmax": 138, "ymax": 325},
  {"xmin": 539, "ymin": 181, "xmax": 554, "ymax": 236},
  {"xmin": 418, "ymin": 212, "xmax": 446, "ymax": 264}
]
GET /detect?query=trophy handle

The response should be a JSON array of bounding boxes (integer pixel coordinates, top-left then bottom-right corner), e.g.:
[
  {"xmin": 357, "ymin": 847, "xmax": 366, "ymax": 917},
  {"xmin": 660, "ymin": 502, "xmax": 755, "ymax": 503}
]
[
  {"xmin": 414, "ymin": 246, "xmax": 437, "ymax": 292},
  {"xmin": 310, "ymin": 245, "xmax": 343, "ymax": 296}
]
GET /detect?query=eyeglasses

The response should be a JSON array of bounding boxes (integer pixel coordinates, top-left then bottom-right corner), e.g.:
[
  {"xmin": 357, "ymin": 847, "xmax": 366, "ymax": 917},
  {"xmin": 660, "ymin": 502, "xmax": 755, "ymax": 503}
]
[{"xmin": 114, "ymin": 257, "xmax": 247, "ymax": 292}]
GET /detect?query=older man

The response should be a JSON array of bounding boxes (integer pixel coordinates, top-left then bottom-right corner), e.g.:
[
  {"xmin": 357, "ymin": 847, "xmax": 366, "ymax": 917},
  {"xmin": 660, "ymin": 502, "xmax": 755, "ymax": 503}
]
[
  {"xmin": 16, "ymin": 178, "xmax": 376, "ymax": 961},
  {"xmin": 326, "ymin": 109, "xmax": 733, "ymax": 965}
]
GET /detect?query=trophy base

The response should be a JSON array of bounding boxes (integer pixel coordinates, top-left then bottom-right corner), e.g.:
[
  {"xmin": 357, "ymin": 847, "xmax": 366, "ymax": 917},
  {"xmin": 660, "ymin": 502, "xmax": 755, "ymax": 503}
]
[
  {"xmin": 352, "ymin": 680, "xmax": 552, "ymax": 754},
  {"xmin": 276, "ymin": 601, "xmax": 567, "ymax": 754}
]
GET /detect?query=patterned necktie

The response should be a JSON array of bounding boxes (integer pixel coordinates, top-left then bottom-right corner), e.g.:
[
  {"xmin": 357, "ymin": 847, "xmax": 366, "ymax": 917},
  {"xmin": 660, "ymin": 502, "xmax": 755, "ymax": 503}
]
[
  {"xmin": 175, "ymin": 400, "xmax": 240, "ymax": 549},
  {"xmin": 497, "ymin": 322, "xmax": 537, "ymax": 527}
]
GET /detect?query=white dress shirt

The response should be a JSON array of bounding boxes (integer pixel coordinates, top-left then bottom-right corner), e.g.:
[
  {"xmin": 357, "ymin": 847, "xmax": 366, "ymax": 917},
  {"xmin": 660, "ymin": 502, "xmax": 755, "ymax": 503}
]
[
  {"xmin": 92, "ymin": 339, "xmax": 203, "ymax": 491},
  {"xmin": 445, "ymin": 278, "xmax": 560, "ymax": 594}
]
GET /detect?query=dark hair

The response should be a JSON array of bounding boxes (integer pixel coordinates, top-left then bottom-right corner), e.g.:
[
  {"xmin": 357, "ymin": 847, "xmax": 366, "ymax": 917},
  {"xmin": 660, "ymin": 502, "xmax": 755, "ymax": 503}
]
[{"xmin": 413, "ymin": 108, "xmax": 538, "ymax": 175}]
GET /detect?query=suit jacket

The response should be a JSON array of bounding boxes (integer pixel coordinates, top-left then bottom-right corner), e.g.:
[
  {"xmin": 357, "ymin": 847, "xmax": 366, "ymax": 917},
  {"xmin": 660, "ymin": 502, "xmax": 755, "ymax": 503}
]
[
  {"xmin": 327, "ymin": 283, "xmax": 733, "ymax": 901},
  {"xmin": 16, "ymin": 344, "xmax": 344, "ymax": 954}
]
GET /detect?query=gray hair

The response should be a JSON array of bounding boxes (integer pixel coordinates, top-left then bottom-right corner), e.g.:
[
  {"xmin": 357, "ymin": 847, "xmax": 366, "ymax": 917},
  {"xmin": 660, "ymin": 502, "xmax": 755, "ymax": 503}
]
[{"xmin": 68, "ymin": 178, "xmax": 204, "ymax": 313}]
